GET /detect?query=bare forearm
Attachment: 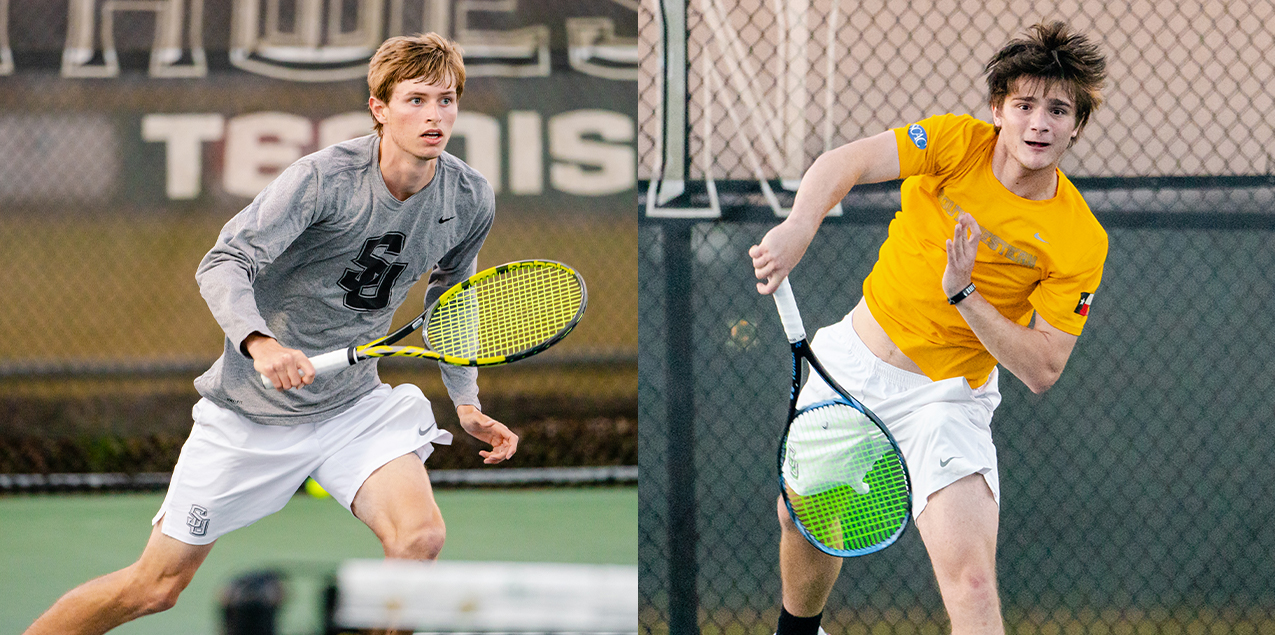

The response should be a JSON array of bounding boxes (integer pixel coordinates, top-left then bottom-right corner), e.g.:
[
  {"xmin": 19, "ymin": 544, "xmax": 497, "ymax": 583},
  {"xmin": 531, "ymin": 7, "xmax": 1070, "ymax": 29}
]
[
  {"xmin": 772, "ymin": 155, "xmax": 861, "ymax": 261},
  {"xmin": 751, "ymin": 131, "xmax": 901, "ymax": 293},
  {"xmin": 750, "ymin": 152, "xmax": 867, "ymax": 292},
  {"xmin": 954, "ymin": 292, "xmax": 1065, "ymax": 393},
  {"xmin": 943, "ymin": 212, "xmax": 1073, "ymax": 393}
]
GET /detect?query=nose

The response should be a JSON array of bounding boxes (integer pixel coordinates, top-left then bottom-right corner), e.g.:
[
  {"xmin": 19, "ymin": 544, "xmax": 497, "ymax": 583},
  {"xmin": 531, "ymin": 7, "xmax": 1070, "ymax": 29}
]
[{"xmin": 1029, "ymin": 108, "xmax": 1049, "ymax": 132}]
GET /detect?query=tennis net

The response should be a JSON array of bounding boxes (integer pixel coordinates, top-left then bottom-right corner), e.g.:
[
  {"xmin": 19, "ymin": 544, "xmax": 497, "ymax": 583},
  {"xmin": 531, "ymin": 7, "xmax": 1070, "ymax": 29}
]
[{"xmin": 0, "ymin": 466, "xmax": 638, "ymax": 493}]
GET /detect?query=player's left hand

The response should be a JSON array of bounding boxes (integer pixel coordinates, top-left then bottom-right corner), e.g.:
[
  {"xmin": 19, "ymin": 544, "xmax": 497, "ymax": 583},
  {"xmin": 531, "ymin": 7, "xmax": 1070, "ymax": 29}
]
[
  {"xmin": 457, "ymin": 405, "xmax": 518, "ymax": 464},
  {"xmin": 943, "ymin": 212, "xmax": 982, "ymax": 297}
]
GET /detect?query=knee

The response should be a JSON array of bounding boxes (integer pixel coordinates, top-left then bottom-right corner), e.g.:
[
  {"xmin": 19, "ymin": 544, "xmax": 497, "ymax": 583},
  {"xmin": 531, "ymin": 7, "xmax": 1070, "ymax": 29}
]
[
  {"xmin": 122, "ymin": 569, "xmax": 193, "ymax": 616},
  {"xmin": 384, "ymin": 520, "xmax": 446, "ymax": 561},
  {"xmin": 958, "ymin": 570, "xmax": 996, "ymax": 593},
  {"xmin": 142, "ymin": 584, "xmax": 183, "ymax": 615},
  {"xmin": 944, "ymin": 567, "xmax": 999, "ymax": 604}
]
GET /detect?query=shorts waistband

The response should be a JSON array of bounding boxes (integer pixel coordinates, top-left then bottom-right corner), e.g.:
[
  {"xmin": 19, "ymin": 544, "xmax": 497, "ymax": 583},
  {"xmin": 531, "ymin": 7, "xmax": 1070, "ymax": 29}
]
[{"xmin": 840, "ymin": 310, "xmax": 933, "ymax": 392}]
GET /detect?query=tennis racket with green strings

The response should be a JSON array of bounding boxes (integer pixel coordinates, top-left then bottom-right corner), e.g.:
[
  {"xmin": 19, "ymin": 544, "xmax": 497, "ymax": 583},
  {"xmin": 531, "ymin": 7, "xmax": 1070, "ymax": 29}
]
[
  {"xmin": 261, "ymin": 260, "xmax": 586, "ymax": 387},
  {"xmin": 771, "ymin": 277, "xmax": 912, "ymax": 556}
]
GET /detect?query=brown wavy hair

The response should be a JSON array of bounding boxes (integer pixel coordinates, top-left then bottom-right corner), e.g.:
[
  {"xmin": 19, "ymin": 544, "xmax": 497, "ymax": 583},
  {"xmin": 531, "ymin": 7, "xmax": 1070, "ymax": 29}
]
[
  {"xmin": 367, "ymin": 33, "xmax": 466, "ymax": 136},
  {"xmin": 985, "ymin": 21, "xmax": 1107, "ymax": 140}
]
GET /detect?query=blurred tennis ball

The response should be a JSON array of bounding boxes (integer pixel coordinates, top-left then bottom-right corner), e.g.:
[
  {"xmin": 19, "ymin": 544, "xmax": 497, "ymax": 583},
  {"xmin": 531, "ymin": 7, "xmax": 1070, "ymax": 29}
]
[
  {"xmin": 304, "ymin": 478, "xmax": 330, "ymax": 499},
  {"xmin": 728, "ymin": 318, "xmax": 758, "ymax": 350}
]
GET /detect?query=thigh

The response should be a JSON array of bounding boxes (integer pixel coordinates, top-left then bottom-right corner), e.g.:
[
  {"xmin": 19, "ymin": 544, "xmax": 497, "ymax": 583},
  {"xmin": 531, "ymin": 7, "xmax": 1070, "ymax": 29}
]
[
  {"xmin": 915, "ymin": 473, "xmax": 999, "ymax": 580},
  {"xmin": 350, "ymin": 453, "xmax": 443, "ymax": 542},
  {"xmin": 135, "ymin": 516, "xmax": 216, "ymax": 587}
]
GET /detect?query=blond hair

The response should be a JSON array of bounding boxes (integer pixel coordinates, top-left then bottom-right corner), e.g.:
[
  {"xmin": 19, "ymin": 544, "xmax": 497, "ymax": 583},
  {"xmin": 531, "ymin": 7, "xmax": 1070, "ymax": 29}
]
[{"xmin": 367, "ymin": 33, "xmax": 466, "ymax": 136}]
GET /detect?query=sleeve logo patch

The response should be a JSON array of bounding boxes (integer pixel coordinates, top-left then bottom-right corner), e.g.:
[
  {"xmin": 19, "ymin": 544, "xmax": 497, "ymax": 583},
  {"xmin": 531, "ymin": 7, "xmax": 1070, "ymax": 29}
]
[
  {"xmin": 1074, "ymin": 292, "xmax": 1094, "ymax": 316},
  {"xmin": 908, "ymin": 123, "xmax": 928, "ymax": 149}
]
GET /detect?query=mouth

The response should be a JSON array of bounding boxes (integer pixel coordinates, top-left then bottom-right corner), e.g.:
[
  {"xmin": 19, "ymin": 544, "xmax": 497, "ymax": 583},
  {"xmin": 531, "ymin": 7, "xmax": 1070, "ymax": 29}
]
[
  {"xmin": 421, "ymin": 130, "xmax": 444, "ymax": 142},
  {"xmin": 1024, "ymin": 140, "xmax": 1050, "ymax": 150}
]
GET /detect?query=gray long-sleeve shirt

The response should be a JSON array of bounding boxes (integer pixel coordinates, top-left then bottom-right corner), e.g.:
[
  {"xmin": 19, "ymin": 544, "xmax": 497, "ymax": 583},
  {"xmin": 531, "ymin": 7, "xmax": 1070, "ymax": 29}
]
[{"xmin": 194, "ymin": 134, "xmax": 493, "ymax": 426}]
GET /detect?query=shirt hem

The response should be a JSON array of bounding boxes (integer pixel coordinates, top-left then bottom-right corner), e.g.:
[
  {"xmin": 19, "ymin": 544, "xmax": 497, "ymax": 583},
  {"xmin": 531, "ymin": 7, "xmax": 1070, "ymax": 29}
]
[{"xmin": 197, "ymin": 382, "xmax": 381, "ymax": 427}]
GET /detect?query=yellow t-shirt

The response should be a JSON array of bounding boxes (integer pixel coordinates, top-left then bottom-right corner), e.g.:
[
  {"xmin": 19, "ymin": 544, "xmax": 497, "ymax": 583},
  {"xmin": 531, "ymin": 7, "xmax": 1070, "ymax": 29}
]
[{"xmin": 862, "ymin": 113, "xmax": 1107, "ymax": 387}]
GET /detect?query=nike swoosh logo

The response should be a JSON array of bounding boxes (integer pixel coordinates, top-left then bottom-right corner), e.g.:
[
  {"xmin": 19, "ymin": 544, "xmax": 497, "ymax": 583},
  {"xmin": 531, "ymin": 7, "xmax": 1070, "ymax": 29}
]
[
  {"xmin": 418, "ymin": 428, "xmax": 432, "ymax": 436},
  {"xmin": 438, "ymin": 216, "xmax": 456, "ymax": 224},
  {"xmin": 1033, "ymin": 232, "xmax": 1049, "ymax": 243},
  {"xmin": 939, "ymin": 456, "xmax": 960, "ymax": 467}
]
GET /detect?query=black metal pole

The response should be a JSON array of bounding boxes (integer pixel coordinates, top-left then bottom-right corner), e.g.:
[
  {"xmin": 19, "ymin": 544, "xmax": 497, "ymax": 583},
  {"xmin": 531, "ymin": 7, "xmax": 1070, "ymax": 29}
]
[{"xmin": 665, "ymin": 221, "xmax": 699, "ymax": 634}]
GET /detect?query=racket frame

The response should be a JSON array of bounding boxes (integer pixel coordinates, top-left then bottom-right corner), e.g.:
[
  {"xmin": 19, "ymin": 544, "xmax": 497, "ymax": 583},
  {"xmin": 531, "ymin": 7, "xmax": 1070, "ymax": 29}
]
[
  {"xmin": 260, "ymin": 259, "xmax": 586, "ymax": 386},
  {"xmin": 773, "ymin": 278, "xmax": 913, "ymax": 557},
  {"xmin": 418, "ymin": 259, "xmax": 587, "ymax": 366}
]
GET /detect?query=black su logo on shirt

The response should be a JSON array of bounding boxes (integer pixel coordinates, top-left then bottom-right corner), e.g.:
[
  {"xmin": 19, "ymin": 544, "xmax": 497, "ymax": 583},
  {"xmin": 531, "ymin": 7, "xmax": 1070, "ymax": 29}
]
[{"xmin": 339, "ymin": 233, "xmax": 409, "ymax": 311}]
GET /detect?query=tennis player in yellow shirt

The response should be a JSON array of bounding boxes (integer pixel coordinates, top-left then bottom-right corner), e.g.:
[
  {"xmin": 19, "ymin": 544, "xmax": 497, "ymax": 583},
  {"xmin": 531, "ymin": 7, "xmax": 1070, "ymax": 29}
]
[{"xmin": 750, "ymin": 22, "xmax": 1108, "ymax": 635}]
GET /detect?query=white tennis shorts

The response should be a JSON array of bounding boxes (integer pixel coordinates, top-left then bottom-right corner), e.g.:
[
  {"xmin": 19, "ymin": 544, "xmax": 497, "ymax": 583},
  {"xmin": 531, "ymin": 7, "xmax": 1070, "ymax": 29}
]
[
  {"xmin": 152, "ymin": 383, "xmax": 453, "ymax": 545},
  {"xmin": 794, "ymin": 310, "xmax": 1002, "ymax": 519}
]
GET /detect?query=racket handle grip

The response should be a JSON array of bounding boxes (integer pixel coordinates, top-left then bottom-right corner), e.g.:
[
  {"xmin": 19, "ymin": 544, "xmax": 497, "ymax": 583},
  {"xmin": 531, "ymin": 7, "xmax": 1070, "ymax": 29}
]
[
  {"xmin": 258, "ymin": 348, "xmax": 355, "ymax": 387},
  {"xmin": 772, "ymin": 278, "xmax": 807, "ymax": 343}
]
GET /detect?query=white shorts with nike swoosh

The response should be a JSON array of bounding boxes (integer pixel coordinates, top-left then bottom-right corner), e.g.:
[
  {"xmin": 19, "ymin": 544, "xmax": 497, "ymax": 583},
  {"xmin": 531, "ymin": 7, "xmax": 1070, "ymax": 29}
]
[
  {"xmin": 794, "ymin": 309, "xmax": 1002, "ymax": 519},
  {"xmin": 152, "ymin": 383, "xmax": 452, "ymax": 545}
]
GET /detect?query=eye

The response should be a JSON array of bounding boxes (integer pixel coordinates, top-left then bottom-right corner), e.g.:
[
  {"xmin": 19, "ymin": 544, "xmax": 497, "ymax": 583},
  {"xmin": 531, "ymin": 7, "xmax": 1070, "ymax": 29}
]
[{"xmin": 410, "ymin": 97, "xmax": 422, "ymax": 105}]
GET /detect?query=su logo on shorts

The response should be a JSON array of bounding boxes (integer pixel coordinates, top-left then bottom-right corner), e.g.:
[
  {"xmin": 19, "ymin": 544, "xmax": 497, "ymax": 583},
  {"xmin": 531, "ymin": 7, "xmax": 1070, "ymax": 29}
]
[{"xmin": 187, "ymin": 504, "xmax": 210, "ymax": 537}]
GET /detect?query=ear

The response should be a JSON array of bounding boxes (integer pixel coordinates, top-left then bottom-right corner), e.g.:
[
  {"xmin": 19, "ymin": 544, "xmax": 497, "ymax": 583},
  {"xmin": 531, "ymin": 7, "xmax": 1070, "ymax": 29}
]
[
  {"xmin": 990, "ymin": 103, "xmax": 1003, "ymax": 128},
  {"xmin": 369, "ymin": 96, "xmax": 388, "ymax": 125}
]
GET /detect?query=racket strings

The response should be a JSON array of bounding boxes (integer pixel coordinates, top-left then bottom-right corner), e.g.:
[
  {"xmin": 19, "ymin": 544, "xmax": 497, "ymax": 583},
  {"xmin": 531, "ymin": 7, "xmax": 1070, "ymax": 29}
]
[
  {"xmin": 426, "ymin": 263, "xmax": 584, "ymax": 359},
  {"xmin": 783, "ymin": 402, "xmax": 909, "ymax": 553}
]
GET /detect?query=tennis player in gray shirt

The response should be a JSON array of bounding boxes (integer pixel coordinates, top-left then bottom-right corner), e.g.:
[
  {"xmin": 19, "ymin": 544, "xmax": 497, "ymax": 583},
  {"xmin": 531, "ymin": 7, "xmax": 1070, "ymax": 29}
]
[{"xmin": 24, "ymin": 33, "xmax": 517, "ymax": 634}]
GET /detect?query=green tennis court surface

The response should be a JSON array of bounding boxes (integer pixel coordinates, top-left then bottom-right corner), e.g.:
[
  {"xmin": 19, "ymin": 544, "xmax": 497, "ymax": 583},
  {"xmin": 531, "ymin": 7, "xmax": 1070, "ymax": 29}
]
[{"xmin": 0, "ymin": 486, "xmax": 636, "ymax": 634}]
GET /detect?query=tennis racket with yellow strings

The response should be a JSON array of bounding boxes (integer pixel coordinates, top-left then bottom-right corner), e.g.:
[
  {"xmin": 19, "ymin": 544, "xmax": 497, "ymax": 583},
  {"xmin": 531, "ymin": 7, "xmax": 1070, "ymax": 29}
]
[{"xmin": 260, "ymin": 260, "xmax": 586, "ymax": 386}]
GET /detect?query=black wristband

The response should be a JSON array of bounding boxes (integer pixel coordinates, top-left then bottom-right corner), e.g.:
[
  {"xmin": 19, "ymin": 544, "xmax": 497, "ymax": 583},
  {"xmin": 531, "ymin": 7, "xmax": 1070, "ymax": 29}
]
[{"xmin": 948, "ymin": 283, "xmax": 976, "ymax": 305}]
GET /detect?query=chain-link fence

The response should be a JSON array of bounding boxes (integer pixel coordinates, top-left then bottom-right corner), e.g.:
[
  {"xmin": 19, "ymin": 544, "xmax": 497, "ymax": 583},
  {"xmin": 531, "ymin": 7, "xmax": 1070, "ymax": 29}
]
[
  {"xmin": 641, "ymin": 0, "xmax": 1275, "ymax": 216},
  {"xmin": 640, "ymin": 0, "xmax": 1275, "ymax": 632},
  {"xmin": 0, "ymin": 1, "xmax": 638, "ymax": 475},
  {"xmin": 640, "ymin": 218, "xmax": 1275, "ymax": 633}
]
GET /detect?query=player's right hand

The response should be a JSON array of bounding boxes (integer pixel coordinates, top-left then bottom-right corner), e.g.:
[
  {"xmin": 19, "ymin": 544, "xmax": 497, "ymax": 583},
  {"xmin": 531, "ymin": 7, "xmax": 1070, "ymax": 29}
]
[
  {"xmin": 246, "ymin": 333, "xmax": 315, "ymax": 391},
  {"xmin": 749, "ymin": 220, "xmax": 816, "ymax": 295}
]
